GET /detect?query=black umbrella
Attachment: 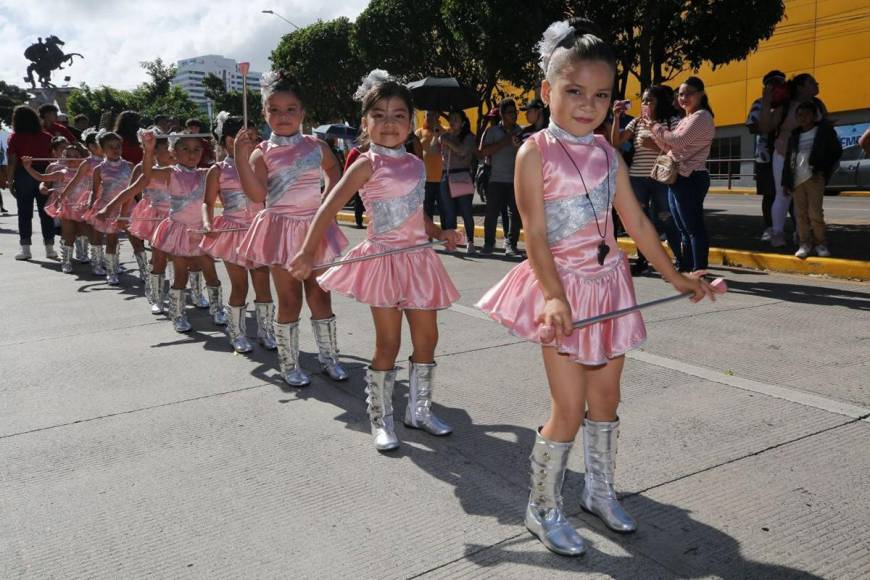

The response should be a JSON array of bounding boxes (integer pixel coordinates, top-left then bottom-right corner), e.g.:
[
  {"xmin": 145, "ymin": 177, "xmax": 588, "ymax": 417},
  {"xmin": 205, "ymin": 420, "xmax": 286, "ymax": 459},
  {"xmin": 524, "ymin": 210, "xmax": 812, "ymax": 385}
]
[
  {"xmin": 407, "ymin": 77, "xmax": 478, "ymax": 112},
  {"xmin": 313, "ymin": 124, "xmax": 358, "ymax": 140}
]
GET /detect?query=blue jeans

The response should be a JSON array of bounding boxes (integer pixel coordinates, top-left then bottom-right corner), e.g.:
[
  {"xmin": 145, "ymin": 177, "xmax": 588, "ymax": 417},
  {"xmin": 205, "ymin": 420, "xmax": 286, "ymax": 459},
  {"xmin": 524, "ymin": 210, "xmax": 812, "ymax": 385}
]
[
  {"xmin": 14, "ymin": 167, "xmax": 55, "ymax": 246},
  {"xmin": 668, "ymin": 171, "xmax": 710, "ymax": 271},
  {"xmin": 424, "ymin": 181, "xmax": 440, "ymax": 220},
  {"xmin": 629, "ymin": 175, "xmax": 682, "ymax": 266},
  {"xmin": 439, "ymin": 173, "xmax": 475, "ymax": 243}
]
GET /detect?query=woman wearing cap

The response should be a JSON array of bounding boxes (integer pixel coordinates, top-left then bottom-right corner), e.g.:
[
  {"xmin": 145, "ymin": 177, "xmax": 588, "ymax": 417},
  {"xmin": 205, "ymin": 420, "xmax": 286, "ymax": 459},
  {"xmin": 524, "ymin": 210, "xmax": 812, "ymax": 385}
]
[{"xmin": 520, "ymin": 98, "xmax": 548, "ymax": 137}]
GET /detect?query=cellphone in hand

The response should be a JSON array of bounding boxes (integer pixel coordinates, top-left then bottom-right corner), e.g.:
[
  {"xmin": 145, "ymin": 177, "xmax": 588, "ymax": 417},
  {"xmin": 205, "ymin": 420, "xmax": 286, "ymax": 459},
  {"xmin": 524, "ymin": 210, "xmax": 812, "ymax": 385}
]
[{"xmin": 618, "ymin": 100, "xmax": 631, "ymax": 110}]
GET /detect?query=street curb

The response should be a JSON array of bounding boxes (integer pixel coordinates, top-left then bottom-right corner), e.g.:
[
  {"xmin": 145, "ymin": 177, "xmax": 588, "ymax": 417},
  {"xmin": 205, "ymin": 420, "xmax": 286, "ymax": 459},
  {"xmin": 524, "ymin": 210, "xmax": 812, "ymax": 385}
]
[
  {"xmin": 336, "ymin": 211, "xmax": 870, "ymax": 281},
  {"xmin": 709, "ymin": 187, "xmax": 870, "ymax": 197}
]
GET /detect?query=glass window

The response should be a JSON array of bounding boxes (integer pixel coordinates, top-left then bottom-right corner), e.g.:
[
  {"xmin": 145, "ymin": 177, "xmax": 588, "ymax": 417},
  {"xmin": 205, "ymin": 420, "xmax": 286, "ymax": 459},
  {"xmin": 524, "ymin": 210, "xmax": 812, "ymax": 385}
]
[{"xmin": 707, "ymin": 136, "xmax": 742, "ymax": 179}]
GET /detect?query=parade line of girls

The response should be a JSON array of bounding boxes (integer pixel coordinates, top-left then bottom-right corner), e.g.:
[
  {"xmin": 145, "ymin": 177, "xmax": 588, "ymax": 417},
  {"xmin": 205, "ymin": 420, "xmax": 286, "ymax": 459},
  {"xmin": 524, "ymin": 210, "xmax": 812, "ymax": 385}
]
[{"xmin": 18, "ymin": 18, "xmax": 720, "ymax": 558}]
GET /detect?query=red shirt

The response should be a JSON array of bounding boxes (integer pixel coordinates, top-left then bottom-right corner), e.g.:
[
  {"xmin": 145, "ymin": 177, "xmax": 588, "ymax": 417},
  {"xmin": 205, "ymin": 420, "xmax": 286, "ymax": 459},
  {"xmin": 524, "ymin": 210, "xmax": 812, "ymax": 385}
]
[
  {"xmin": 343, "ymin": 147, "xmax": 361, "ymax": 172},
  {"xmin": 46, "ymin": 122, "xmax": 77, "ymax": 143},
  {"xmin": 121, "ymin": 138, "xmax": 144, "ymax": 164},
  {"xmin": 8, "ymin": 131, "xmax": 53, "ymax": 170}
]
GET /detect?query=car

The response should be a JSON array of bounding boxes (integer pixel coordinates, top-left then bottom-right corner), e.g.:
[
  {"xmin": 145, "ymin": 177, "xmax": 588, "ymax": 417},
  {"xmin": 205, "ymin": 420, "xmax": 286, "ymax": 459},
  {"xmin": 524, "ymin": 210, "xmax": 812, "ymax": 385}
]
[{"xmin": 827, "ymin": 144, "xmax": 870, "ymax": 193}]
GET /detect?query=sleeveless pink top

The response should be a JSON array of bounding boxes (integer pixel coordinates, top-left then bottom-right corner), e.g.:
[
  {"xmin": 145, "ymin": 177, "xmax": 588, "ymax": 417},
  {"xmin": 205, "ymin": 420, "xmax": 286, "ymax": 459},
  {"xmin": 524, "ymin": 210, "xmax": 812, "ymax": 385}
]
[
  {"xmin": 168, "ymin": 165, "xmax": 208, "ymax": 227},
  {"xmin": 218, "ymin": 156, "xmax": 263, "ymax": 222},
  {"xmin": 257, "ymin": 133, "xmax": 322, "ymax": 215},
  {"xmin": 96, "ymin": 158, "xmax": 134, "ymax": 203}
]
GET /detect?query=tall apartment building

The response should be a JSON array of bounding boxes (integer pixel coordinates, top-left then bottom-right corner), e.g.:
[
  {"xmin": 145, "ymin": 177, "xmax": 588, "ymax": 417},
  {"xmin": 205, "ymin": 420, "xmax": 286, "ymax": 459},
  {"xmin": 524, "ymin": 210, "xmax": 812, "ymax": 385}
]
[{"xmin": 172, "ymin": 55, "xmax": 261, "ymax": 109}]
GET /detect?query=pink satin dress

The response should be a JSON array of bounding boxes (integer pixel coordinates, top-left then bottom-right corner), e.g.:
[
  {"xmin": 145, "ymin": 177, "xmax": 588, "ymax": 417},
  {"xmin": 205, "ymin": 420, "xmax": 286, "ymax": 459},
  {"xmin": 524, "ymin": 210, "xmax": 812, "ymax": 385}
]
[
  {"xmin": 236, "ymin": 133, "xmax": 348, "ymax": 270},
  {"xmin": 128, "ymin": 169, "xmax": 171, "ymax": 242},
  {"xmin": 150, "ymin": 165, "xmax": 209, "ymax": 257},
  {"xmin": 58, "ymin": 156, "xmax": 101, "ymax": 222},
  {"xmin": 476, "ymin": 124, "xmax": 646, "ymax": 365},
  {"xmin": 199, "ymin": 156, "xmax": 264, "ymax": 268},
  {"xmin": 43, "ymin": 161, "xmax": 75, "ymax": 219},
  {"xmin": 84, "ymin": 158, "xmax": 134, "ymax": 234},
  {"xmin": 317, "ymin": 144, "xmax": 460, "ymax": 310}
]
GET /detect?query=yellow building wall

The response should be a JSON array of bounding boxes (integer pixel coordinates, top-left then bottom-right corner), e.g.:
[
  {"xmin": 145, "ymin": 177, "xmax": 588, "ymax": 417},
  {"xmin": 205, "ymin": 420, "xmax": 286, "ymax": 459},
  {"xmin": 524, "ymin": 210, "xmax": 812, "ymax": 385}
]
[{"xmin": 623, "ymin": 0, "xmax": 870, "ymax": 127}]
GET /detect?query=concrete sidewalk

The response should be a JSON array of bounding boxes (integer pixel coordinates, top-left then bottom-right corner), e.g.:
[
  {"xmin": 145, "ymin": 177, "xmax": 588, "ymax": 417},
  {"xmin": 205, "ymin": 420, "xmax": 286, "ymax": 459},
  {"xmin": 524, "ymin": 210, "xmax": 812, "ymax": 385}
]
[{"xmin": 2, "ymin": 214, "xmax": 869, "ymax": 579}]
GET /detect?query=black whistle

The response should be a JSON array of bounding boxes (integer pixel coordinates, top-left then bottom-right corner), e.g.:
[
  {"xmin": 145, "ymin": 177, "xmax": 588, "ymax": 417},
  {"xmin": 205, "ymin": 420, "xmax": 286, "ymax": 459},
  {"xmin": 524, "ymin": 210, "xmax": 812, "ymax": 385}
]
[{"xmin": 597, "ymin": 242, "xmax": 610, "ymax": 266}]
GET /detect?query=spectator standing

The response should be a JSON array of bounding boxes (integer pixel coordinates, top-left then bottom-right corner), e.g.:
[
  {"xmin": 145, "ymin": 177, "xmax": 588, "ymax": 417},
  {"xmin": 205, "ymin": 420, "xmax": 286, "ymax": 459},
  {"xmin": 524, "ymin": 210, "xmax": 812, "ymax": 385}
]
[
  {"xmin": 612, "ymin": 85, "xmax": 683, "ymax": 274},
  {"xmin": 343, "ymin": 145, "xmax": 366, "ymax": 228},
  {"xmin": 439, "ymin": 110, "xmax": 477, "ymax": 254},
  {"xmin": 6, "ymin": 105, "xmax": 56, "ymax": 260},
  {"xmin": 650, "ymin": 76, "xmax": 716, "ymax": 272},
  {"xmin": 38, "ymin": 103, "xmax": 76, "ymax": 143},
  {"xmin": 520, "ymin": 97, "xmax": 548, "ymax": 138},
  {"xmin": 114, "ymin": 110, "xmax": 144, "ymax": 165},
  {"xmin": 479, "ymin": 98, "xmax": 524, "ymax": 257},
  {"xmin": 415, "ymin": 111, "xmax": 444, "ymax": 220},
  {"xmin": 859, "ymin": 126, "xmax": 870, "ymax": 156},
  {"xmin": 71, "ymin": 114, "xmax": 89, "ymax": 140},
  {"xmin": 746, "ymin": 70, "xmax": 787, "ymax": 242},
  {"xmin": 783, "ymin": 101, "xmax": 841, "ymax": 259}
]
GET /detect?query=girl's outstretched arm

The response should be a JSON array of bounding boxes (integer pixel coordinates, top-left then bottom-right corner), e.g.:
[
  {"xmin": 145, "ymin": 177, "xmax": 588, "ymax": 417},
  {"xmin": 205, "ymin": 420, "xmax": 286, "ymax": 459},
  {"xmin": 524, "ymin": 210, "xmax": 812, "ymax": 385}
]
[
  {"xmin": 201, "ymin": 166, "xmax": 221, "ymax": 233},
  {"xmin": 58, "ymin": 159, "xmax": 88, "ymax": 201},
  {"xmin": 515, "ymin": 140, "xmax": 573, "ymax": 338},
  {"xmin": 89, "ymin": 167, "xmax": 102, "ymax": 208},
  {"xmin": 288, "ymin": 157, "xmax": 374, "ymax": 280},
  {"xmin": 318, "ymin": 140, "xmax": 341, "ymax": 198},
  {"xmin": 613, "ymin": 158, "xmax": 714, "ymax": 302},
  {"xmin": 20, "ymin": 157, "xmax": 65, "ymax": 183},
  {"xmin": 140, "ymin": 133, "xmax": 171, "ymax": 188}
]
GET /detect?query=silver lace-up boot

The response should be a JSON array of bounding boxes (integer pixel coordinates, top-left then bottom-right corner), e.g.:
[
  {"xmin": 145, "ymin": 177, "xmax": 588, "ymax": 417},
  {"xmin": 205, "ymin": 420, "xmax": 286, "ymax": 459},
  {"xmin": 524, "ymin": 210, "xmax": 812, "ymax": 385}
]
[
  {"xmin": 168, "ymin": 288, "xmax": 192, "ymax": 333},
  {"xmin": 104, "ymin": 253, "xmax": 120, "ymax": 285},
  {"xmin": 149, "ymin": 273, "xmax": 165, "ymax": 314},
  {"xmin": 90, "ymin": 245, "xmax": 106, "ymax": 275},
  {"xmin": 60, "ymin": 244, "xmax": 74, "ymax": 273},
  {"xmin": 580, "ymin": 417, "xmax": 637, "ymax": 533},
  {"xmin": 273, "ymin": 320, "xmax": 310, "ymax": 387},
  {"xmin": 188, "ymin": 271, "xmax": 209, "ymax": 308},
  {"xmin": 206, "ymin": 285, "xmax": 228, "ymax": 326},
  {"xmin": 226, "ymin": 304, "xmax": 254, "ymax": 353},
  {"xmin": 365, "ymin": 367, "xmax": 399, "ymax": 451},
  {"xmin": 311, "ymin": 315, "xmax": 349, "ymax": 381},
  {"xmin": 525, "ymin": 430, "xmax": 586, "ymax": 556},
  {"xmin": 255, "ymin": 302, "xmax": 278, "ymax": 350},
  {"xmin": 75, "ymin": 236, "xmax": 89, "ymax": 263},
  {"xmin": 404, "ymin": 360, "xmax": 452, "ymax": 436},
  {"xmin": 134, "ymin": 251, "xmax": 149, "ymax": 285}
]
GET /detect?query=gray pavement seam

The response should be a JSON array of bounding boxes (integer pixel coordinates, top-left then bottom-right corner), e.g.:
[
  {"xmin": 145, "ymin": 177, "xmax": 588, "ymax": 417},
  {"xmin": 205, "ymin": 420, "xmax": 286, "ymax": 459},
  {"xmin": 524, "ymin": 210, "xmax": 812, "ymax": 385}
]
[{"xmin": 0, "ymin": 320, "xmax": 165, "ymax": 348}]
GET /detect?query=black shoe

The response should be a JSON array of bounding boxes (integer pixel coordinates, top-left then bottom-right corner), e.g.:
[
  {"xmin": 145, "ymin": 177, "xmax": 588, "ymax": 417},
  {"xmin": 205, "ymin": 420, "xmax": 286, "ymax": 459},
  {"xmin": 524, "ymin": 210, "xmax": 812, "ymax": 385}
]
[
  {"xmin": 630, "ymin": 260, "xmax": 651, "ymax": 276},
  {"xmin": 480, "ymin": 245, "xmax": 494, "ymax": 255}
]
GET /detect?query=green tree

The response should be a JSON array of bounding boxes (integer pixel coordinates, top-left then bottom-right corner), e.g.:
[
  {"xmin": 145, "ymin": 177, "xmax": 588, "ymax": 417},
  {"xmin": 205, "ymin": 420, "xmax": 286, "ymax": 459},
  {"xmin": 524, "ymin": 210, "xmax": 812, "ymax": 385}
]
[
  {"xmin": 270, "ymin": 17, "xmax": 365, "ymax": 125},
  {"xmin": 0, "ymin": 81, "xmax": 30, "ymax": 126},
  {"xmin": 138, "ymin": 58, "xmax": 177, "ymax": 103},
  {"xmin": 66, "ymin": 84, "xmax": 139, "ymax": 126},
  {"xmin": 202, "ymin": 73, "xmax": 263, "ymax": 127}
]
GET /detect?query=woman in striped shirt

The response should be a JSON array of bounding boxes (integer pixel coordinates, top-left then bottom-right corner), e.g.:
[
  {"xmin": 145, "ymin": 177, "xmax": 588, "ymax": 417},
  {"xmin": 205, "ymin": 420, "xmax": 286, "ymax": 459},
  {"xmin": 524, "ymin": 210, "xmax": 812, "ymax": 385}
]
[
  {"xmin": 612, "ymin": 85, "xmax": 683, "ymax": 274},
  {"xmin": 649, "ymin": 76, "xmax": 715, "ymax": 272}
]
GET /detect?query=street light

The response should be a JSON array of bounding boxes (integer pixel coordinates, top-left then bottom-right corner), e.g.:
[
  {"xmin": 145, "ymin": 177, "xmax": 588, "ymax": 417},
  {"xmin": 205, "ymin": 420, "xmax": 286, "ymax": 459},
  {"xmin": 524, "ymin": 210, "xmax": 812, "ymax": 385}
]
[{"xmin": 261, "ymin": 9, "xmax": 301, "ymax": 30}]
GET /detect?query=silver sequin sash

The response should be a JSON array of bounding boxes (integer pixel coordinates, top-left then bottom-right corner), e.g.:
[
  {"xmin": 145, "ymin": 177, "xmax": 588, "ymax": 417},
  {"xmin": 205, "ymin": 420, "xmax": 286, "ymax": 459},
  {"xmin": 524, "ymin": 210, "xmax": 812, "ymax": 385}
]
[
  {"xmin": 221, "ymin": 189, "xmax": 248, "ymax": 212},
  {"xmin": 544, "ymin": 162, "xmax": 616, "ymax": 244},
  {"xmin": 369, "ymin": 179, "xmax": 425, "ymax": 234}
]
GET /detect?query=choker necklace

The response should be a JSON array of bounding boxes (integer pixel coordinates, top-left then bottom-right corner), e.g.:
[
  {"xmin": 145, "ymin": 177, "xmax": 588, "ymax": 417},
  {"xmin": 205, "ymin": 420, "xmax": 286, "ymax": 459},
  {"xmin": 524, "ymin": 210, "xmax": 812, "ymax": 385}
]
[
  {"xmin": 550, "ymin": 135, "xmax": 612, "ymax": 266},
  {"xmin": 370, "ymin": 143, "xmax": 407, "ymax": 158},
  {"xmin": 269, "ymin": 132, "xmax": 304, "ymax": 146}
]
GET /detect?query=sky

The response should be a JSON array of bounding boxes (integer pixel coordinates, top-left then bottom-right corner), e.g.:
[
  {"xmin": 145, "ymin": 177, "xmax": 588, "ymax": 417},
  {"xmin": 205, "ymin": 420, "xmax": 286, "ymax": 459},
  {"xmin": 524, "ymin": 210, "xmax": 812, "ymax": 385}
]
[{"xmin": 0, "ymin": 0, "xmax": 369, "ymax": 91}]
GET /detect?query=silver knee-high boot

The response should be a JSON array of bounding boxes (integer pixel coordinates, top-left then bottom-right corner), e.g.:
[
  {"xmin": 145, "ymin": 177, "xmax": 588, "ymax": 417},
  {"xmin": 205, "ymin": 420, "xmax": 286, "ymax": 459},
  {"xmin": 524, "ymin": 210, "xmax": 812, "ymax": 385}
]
[
  {"xmin": 273, "ymin": 320, "xmax": 310, "ymax": 386},
  {"xmin": 311, "ymin": 315, "xmax": 348, "ymax": 381},
  {"xmin": 188, "ymin": 271, "xmax": 209, "ymax": 308},
  {"xmin": 580, "ymin": 417, "xmax": 637, "ymax": 533},
  {"xmin": 149, "ymin": 273, "xmax": 165, "ymax": 314},
  {"xmin": 168, "ymin": 287, "xmax": 192, "ymax": 333},
  {"xmin": 90, "ymin": 245, "xmax": 106, "ymax": 275},
  {"xmin": 404, "ymin": 360, "xmax": 452, "ymax": 436},
  {"xmin": 526, "ymin": 430, "xmax": 586, "ymax": 556},
  {"xmin": 226, "ymin": 304, "xmax": 254, "ymax": 353},
  {"xmin": 105, "ymin": 253, "xmax": 120, "ymax": 285},
  {"xmin": 75, "ymin": 236, "xmax": 90, "ymax": 263},
  {"xmin": 61, "ymin": 244, "xmax": 74, "ymax": 273},
  {"xmin": 365, "ymin": 367, "xmax": 399, "ymax": 451},
  {"xmin": 206, "ymin": 285, "xmax": 228, "ymax": 326},
  {"xmin": 134, "ymin": 251, "xmax": 150, "ymax": 289},
  {"xmin": 255, "ymin": 302, "xmax": 278, "ymax": 350}
]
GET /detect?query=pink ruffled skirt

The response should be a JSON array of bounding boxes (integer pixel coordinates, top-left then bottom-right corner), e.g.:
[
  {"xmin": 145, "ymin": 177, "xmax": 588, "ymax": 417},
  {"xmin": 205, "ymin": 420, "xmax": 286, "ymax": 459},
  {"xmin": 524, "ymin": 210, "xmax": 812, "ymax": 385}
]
[
  {"xmin": 84, "ymin": 199, "xmax": 125, "ymax": 234},
  {"xmin": 237, "ymin": 209, "xmax": 347, "ymax": 270},
  {"xmin": 317, "ymin": 240, "xmax": 459, "ymax": 310},
  {"xmin": 476, "ymin": 253, "xmax": 646, "ymax": 365},
  {"xmin": 151, "ymin": 218, "xmax": 204, "ymax": 257},
  {"xmin": 199, "ymin": 215, "xmax": 255, "ymax": 268},
  {"xmin": 43, "ymin": 191, "xmax": 62, "ymax": 218},
  {"xmin": 57, "ymin": 194, "xmax": 90, "ymax": 222},
  {"xmin": 128, "ymin": 201, "xmax": 168, "ymax": 241}
]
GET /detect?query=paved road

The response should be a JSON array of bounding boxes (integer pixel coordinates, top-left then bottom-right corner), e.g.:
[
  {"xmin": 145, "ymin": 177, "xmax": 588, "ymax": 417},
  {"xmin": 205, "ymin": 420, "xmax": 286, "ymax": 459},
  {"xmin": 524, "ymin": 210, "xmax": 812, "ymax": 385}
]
[
  {"xmin": 704, "ymin": 193, "xmax": 870, "ymax": 225},
  {"xmin": 1, "ymin": 214, "xmax": 869, "ymax": 579}
]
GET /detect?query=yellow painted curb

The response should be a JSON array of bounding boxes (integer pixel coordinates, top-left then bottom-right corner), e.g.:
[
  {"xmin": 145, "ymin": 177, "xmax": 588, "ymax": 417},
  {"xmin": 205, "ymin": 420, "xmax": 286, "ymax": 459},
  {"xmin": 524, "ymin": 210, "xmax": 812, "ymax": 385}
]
[
  {"xmin": 337, "ymin": 211, "xmax": 870, "ymax": 280},
  {"xmin": 708, "ymin": 187, "xmax": 870, "ymax": 197}
]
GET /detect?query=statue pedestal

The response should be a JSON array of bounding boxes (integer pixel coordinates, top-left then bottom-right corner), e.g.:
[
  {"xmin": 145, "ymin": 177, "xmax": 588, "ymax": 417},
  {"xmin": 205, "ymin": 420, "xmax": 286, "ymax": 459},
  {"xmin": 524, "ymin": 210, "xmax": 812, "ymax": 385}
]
[{"xmin": 27, "ymin": 87, "xmax": 75, "ymax": 112}]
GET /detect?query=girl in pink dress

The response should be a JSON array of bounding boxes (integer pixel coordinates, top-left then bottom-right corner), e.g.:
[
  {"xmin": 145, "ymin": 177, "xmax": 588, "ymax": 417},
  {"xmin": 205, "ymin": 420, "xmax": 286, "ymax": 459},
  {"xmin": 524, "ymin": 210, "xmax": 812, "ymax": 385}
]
[
  {"xmin": 37, "ymin": 137, "xmax": 70, "ymax": 220},
  {"xmin": 233, "ymin": 70, "xmax": 349, "ymax": 388},
  {"xmin": 477, "ymin": 20, "xmax": 716, "ymax": 556},
  {"xmin": 101, "ymin": 133, "xmax": 174, "ymax": 314},
  {"xmin": 201, "ymin": 113, "xmax": 277, "ymax": 354},
  {"xmin": 58, "ymin": 129, "xmax": 103, "ymax": 268},
  {"xmin": 140, "ymin": 132, "xmax": 227, "ymax": 333},
  {"xmin": 83, "ymin": 132, "xmax": 134, "ymax": 285},
  {"xmin": 20, "ymin": 142, "xmax": 86, "ymax": 273},
  {"xmin": 289, "ymin": 70, "xmax": 461, "ymax": 452}
]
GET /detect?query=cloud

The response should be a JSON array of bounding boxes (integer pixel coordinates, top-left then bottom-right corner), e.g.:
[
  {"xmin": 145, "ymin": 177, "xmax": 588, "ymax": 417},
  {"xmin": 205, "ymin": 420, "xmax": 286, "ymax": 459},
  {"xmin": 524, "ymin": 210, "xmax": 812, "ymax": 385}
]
[{"xmin": 0, "ymin": 0, "xmax": 369, "ymax": 90}]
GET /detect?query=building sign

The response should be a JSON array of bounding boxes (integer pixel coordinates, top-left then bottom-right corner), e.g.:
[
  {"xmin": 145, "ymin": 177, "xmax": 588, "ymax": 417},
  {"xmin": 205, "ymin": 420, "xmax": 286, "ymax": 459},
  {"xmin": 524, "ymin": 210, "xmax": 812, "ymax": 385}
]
[{"xmin": 835, "ymin": 123, "xmax": 869, "ymax": 149}]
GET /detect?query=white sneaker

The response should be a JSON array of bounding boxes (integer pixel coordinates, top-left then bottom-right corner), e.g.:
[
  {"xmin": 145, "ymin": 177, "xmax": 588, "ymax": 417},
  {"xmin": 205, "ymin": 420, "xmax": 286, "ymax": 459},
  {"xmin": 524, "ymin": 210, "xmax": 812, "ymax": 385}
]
[
  {"xmin": 814, "ymin": 244, "xmax": 831, "ymax": 257},
  {"xmin": 15, "ymin": 245, "xmax": 32, "ymax": 260},
  {"xmin": 760, "ymin": 227, "xmax": 773, "ymax": 242},
  {"xmin": 770, "ymin": 233, "xmax": 786, "ymax": 248},
  {"xmin": 794, "ymin": 244, "xmax": 812, "ymax": 259},
  {"xmin": 466, "ymin": 241, "xmax": 477, "ymax": 256},
  {"xmin": 45, "ymin": 244, "xmax": 58, "ymax": 259}
]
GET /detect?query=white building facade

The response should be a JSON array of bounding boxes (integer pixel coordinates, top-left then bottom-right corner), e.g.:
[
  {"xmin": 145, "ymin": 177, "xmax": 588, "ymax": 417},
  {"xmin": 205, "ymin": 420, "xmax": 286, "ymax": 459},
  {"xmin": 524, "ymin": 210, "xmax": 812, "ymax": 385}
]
[{"xmin": 172, "ymin": 55, "xmax": 261, "ymax": 109}]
